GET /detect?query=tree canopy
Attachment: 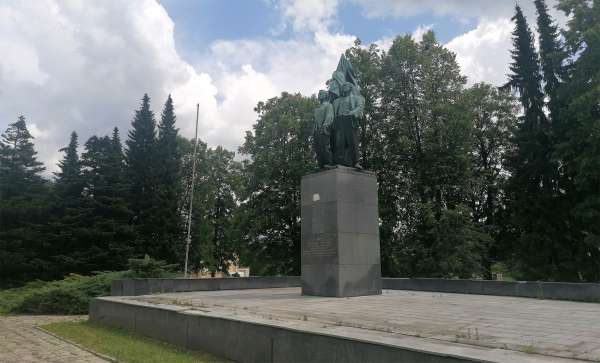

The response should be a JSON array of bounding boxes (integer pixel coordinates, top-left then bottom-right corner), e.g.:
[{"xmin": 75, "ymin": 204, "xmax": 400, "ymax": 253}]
[{"xmin": 2, "ymin": 0, "xmax": 599, "ymax": 286}]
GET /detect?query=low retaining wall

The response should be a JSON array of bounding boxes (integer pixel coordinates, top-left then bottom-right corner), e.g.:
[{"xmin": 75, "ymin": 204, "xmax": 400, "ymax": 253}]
[
  {"xmin": 382, "ymin": 278, "xmax": 600, "ymax": 303},
  {"xmin": 111, "ymin": 276, "xmax": 301, "ymax": 296},
  {"xmin": 111, "ymin": 276, "xmax": 600, "ymax": 303},
  {"xmin": 90, "ymin": 297, "xmax": 478, "ymax": 363}
]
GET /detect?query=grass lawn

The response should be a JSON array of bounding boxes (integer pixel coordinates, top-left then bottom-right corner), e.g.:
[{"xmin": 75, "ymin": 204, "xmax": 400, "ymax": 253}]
[{"xmin": 42, "ymin": 321, "xmax": 231, "ymax": 363}]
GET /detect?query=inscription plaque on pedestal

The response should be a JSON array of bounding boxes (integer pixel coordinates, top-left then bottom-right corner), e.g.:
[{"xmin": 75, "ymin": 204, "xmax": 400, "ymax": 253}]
[{"xmin": 301, "ymin": 166, "xmax": 382, "ymax": 297}]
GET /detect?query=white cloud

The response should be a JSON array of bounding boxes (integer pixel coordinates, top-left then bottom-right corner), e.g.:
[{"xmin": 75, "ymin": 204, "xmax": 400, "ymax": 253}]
[
  {"xmin": 412, "ymin": 24, "xmax": 433, "ymax": 42},
  {"xmin": 350, "ymin": 0, "xmax": 568, "ymax": 87},
  {"xmin": 446, "ymin": 18, "xmax": 514, "ymax": 86},
  {"xmin": 1, "ymin": 0, "xmax": 567, "ymax": 174},
  {"xmin": 0, "ymin": 0, "xmax": 356, "ymax": 173},
  {"xmin": 352, "ymin": 0, "xmax": 566, "ymax": 25},
  {"xmin": 204, "ymin": 31, "xmax": 355, "ymax": 150},
  {"xmin": 275, "ymin": 0, "xmax": 338, "ymax": 33},
  {"xmin": 0, "ymin": 0, "xmax": 217, "ymax": 174}
]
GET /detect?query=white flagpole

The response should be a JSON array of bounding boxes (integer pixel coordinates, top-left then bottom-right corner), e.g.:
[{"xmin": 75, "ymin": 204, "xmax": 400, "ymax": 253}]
[{"xmin": 184, "ymin": 103, "xmax": 199, "ymax": 278}]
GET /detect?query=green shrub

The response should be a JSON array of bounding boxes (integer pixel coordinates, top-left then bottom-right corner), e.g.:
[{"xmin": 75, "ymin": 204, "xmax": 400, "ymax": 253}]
[
  {"xmin": 127, "ymin": 255, "xmax": 177, "ymax": 278},
  {"xmin": 0, "ymin": 271, "xmax": 130, "ymax": 315},
  {"xmin": 0, "ymin": 255, "xmax": 179, "ymax": 315}
]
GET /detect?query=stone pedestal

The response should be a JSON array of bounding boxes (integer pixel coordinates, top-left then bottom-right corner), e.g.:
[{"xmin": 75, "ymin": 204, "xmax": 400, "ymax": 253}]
[{"xmin": 301, "ymin": 166, "xmax": 382, "ymax": 297}]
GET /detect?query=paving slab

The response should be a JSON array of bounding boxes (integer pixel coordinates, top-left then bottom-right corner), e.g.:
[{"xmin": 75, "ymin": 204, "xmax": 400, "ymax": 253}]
[
  {"xmin": 118, "ymin": 287, "xmax": 600, "ymax": 362},
  {"xmin": 0, "ymin": 315, "xmax": 108, "ymax": 363}
]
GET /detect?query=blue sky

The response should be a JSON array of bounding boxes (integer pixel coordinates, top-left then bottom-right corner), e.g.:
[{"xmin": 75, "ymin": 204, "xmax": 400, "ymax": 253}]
[
  {"xmin": 160, "ymin": 0, "xmax": 477, "ymax": 64},
  {"xmin": 0, "ymin": 0, "xmax": 564, "ymax": 172}
]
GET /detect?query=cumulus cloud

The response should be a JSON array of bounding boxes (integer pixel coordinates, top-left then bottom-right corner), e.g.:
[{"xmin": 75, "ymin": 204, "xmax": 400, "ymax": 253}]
[
  {"xmin": 354, "ymin": 0, "xmax": 509, "ymax": 19},
  {"xmin": 274, "ymin": 0, "xmax": 339, "ymax": 33},
  {"xmin": 0, "ymin": 0, "xmax": 356, "ymax": 172},
  {"xmin": 446, "ymin": 18, "xmax": 514, "ymax": 86},
  {"xmin": 1, "ymin": 0, "xmax": 568, "ymax": 173},
  {"xmin": 0, "ymin": 0, "xmax": 218, "ymax": 172},
  {"xmin": 352, "ymin": 0, "xmax": 566, "ymax": 25},
  {"xmin": 205, "ymin": 31, "xmax": 355, "ymax": 150},
  {"xmin": 412, "ymin": 24, "xmax": 434, "ymax": 42},
  {"xmin": 349, "ymin": 0, "xmax": 566, "ymax": 86}
]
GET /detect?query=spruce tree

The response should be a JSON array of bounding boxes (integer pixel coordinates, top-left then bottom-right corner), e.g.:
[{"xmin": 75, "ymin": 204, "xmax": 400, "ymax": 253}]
[
  {"xmin": 126, "ymin": 94, "xmax": 159, "ymax": 258},
  {"xmin": 0, "ymin": 116, "xmax": 45, "ymax": 198},
  {"xmin": 79, "ymin": 133, "xmax": 135, "ymax": 271},
  {"xmin": 534, "ymin": 0, "xmax": 563, "ymax": 107},
  {"xmin": 535, "ymin": 0, "xmax": 567, "ymax": 173},
  {"xmin": 46, "ymin": 131, "xmax": 88, "ymax": 278},
  {"xmin": 155, "ymin": 95, "xmax": 183, "ymax": 262},
  {"xmin": 505, "ymin": 5, "xmax": 567, "ymax": 280},
  {"xmin": 54, "ymin": 131, "xmax": 83, "ymax": 200},
  {"xmin": 0, "ymin": 117, "xmax": 49, "ymax": 286},
  {"xmin": 107, "ymin": 127, "xmax": 126, "ymax": 193}
]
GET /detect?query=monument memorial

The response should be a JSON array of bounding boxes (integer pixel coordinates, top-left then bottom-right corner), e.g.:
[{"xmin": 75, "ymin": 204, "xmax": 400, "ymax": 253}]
[
  {"xmin": 88, "ymin": 55, "xmax": 600, "ymax": 363},
  {"xmin": 301, "ymin": 54, "xmax": 382, "ymax": 297}
]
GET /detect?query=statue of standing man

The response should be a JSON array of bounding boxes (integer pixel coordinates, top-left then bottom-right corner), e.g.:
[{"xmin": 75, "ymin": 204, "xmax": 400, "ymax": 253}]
[
  {"xmin": 313, "ymin": 90, "xmax": 334, "ymax": 168},
  {"xmin": 332, "ymin": 82, "xmax": 364, "ymax": 168},
  {"xmin": 313, "ymin": 54, "xmax": 365, "ymax": 169}
]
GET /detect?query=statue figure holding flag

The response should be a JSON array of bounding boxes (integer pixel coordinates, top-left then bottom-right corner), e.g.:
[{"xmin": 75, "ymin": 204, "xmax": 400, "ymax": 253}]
[{"xmin": 313, "ymin": 54, "xmax": 365, "ymax": 169}]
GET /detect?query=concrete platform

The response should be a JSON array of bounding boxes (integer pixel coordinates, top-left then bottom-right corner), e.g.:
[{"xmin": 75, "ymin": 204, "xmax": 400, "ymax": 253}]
[{"xmin": 90, "ymin": 287, "xmax": 600, "ymax": 362}]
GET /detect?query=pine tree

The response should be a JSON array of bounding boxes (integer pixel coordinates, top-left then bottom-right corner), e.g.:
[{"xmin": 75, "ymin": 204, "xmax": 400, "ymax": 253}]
[
  {"xmin": 79, "ymin": 133, "xmax": 136, "ymax": 271},
  {"xmin": 45, "ymin": 131, "xmax": 88, "ymax": 278},
  {"xmin": 0, "ymin": 116, "xmax": 45, "ymax": 198},
  {"xmin": 535, "ymin": 0, "xmax": 563, "ymax": 108},
  {"xmin": 107, "ymin": 127, "xmax": 127, "ymax": 194},
  {"xmin": 54, "ymin": 131, "xmax": 83, "ymax": 200},
  {"xmin": 126, "ymin": 94, "xmax": 159, "ymax": 258},
  {"xmin": 505, "ymin": 5, "xmax": 567, "ymax": 280},
  {"xmin": 0, "ymin": 117, "xmax": 49, "ymax": 286},
  {"xmin": 155, "ymin": 95, "xmax": 183, "ymax": 262}
]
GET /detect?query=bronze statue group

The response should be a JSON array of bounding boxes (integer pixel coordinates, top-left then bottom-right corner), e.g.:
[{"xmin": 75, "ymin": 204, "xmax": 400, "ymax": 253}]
[{"xmin": 313, "ymin": 55, "xmax": 365, "ymax": 169}]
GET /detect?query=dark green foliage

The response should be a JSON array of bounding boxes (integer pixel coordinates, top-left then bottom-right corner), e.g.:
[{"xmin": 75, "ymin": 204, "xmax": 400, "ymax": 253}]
[
  {"xmin": 126, "ymin": 94, "xmax": 160, "ymax": 258},
  {"xmin": 373, "ymin": 32, "xmax": 488, "ymax": 277},
  {"xmin": 45, "ymin": 131, "xmax": 88, "ymax": 279},
  {"xmin": 193, "ymin": 146, "xmax": 241, "ymax": 276},
  {"xmin": 154, "ymin": 95, "xmax": 183, "ymax": 263},
  {"xmin": 399, "ymin": 204, "xmax": 489, "ymax": 278},
  {"xmin": 534, "ymin": 0, "xmax": 563, "ymax": 107},
  {"xmin": 127, "ymin": 255, "xmax": 177, "ymax": 278},
  {"xmin": 237, "ymin": 93, "xmax": 317, "ymax": 275},
  {"xmin": 0, "ymin": 116, "xmax": 51, "ymax": 287},
  {"xmin": 461, "ymin": 84, "xmax": 518, "ymax": 276},
  {"xmin": 78, "ymin": 132, "xmax": 136, "ymax": 272},
  {"xmin": 55, "ymin": 131, "xmax": 83, "ymax": 200},
  {"xmin": 125, "ymin": 94, "xmax": 183, "ymax": 263},
  {"xmin": 3, "ymin": 12, "xmax": 600, "ymax": 286},
  {"xmin": 504, "ymin": 5, "xmax": 569, "ymax": 281},
  {"xmin": 0, "ymin": 116, "xmax": 46, "ymax": 198},
  {"xmin": 0, "ymin": 260, "xmax": 176, "ymax": 315},
  {"xmin": 179, "ymin": 136, "xmax": 208, "ymax": 268},
  {"xmin": 553, "ymin": 0, "xmax": 600, "ymax": 281},
  {"xmin": 0, "ymin": 271, "xmax": 130, "ymax": 315}
]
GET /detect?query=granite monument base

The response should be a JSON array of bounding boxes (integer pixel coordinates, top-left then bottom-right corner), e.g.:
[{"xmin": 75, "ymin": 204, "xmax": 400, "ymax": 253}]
[{"xmin": 301, "ymin": 166, "xmax": 381, "ymax": 297}]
